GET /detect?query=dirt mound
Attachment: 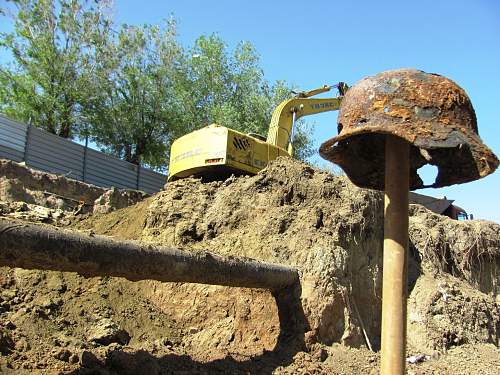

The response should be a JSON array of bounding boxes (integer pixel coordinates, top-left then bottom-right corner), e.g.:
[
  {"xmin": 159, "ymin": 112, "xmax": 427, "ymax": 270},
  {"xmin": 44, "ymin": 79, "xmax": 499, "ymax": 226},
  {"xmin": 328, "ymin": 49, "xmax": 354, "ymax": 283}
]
[
  {"xmin": 73, "ymin": 197, "xmax": 152, "ymax": 240},
  {"xmin": 0, "ymin": 159, "xmax": 147, "ymax": 215},
  {"xmin": 409, "ymin": 205, "xmax": 499, "ymax": 294},
  {"xmin": 0, "ymin": 157, "xmax": 498, "ymax": 374},
  {"xmin": 139, "ymin": 160, "xmax": 385, "ymax": 351}
]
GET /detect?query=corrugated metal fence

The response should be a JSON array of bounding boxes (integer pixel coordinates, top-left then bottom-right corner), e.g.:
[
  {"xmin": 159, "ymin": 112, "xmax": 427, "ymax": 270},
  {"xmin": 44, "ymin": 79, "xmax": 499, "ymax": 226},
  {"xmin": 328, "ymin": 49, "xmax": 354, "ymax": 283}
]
[{"xmin": 0, "ymin": 114, "xmax": 166, "ymax": 194}]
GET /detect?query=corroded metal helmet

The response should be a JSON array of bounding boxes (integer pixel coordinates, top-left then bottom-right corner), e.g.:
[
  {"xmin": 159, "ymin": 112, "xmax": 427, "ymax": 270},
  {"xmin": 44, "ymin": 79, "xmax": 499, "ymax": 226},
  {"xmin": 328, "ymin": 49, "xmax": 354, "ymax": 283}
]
[{"xmin": 320, "ymin": 68, "xmax": 498, "ymax": 190}]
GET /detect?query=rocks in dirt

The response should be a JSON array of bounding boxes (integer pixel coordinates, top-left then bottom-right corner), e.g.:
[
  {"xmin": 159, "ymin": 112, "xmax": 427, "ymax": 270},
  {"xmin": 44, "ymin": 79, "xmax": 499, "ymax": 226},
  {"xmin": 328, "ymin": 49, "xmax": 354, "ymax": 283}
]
[
  {"xmin": 0, "ymin": 200, "xmax": 70, "ymax": 224},
  {"xmin": 154, "ymin": 337, "xmax": 174, "ymax": 350},
  {"xmin": 80, "ymin": 350, "xmax": 102, "ymax": 368},
  {"xmin": 107, "ymin": 349, "xmax": 161, "ymax": 375},
  {"xmin": 14, "ymin": 337, "xmax": 30, "ymax": 352},
  {"xmin": 39, "ymin": 296, "xmax": 63, "ymax": 314},
  {"xmin": 1, "ymin": 289, "xmax": 18, "ymax": 301},
  {"xmin": 52, "ymin": 347, "xmax": 72, "ymax": 362},
  {"xmin": 88, "ymin": 318, "xmax": 131, "ymax": 346},
  {"xmin": 93, "ymin": 187, "xmax": 148, "ymax": 215},
  {"xmin": 407, "ymin": 274, "xmax": 499, "ymax": 352},
  {"xmin": 52, "ymin": 334, "xmax": 86, "ymax": 350},
  {"xmin": 46, "ymin": 273, "xmax": 67, "ymax": 293},
  {"xmin": 0, "ymin": 201, "xmax": 27, "ymax": 214},
  {"xmin": 0, "ymin": 327, "xmax": 15, "ymax": 354},
  {"xmin": 68, "ymin": 353, "xmax": 79, "ymax": 364},
  {"xmin": 0, "ymin": 159, "xmax": 148, "ymax": 217}
]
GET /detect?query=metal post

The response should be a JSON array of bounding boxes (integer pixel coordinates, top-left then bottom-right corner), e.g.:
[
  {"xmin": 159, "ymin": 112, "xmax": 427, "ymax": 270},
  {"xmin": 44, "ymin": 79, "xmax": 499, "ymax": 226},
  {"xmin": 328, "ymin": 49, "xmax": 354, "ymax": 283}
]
[
  {"xmin": 23, "ymin": 123, "xmax": 32, "ymax": 163},
  {"xmin": 136, "ymin": 163, "xmax": 141, "ymax": 190},
  {"xmin": 380, "ymin": 135, "xmax": 409, "ymax": 375},
  {"xmin": 82, "ymin": 135, "xmax": 89, "ymax": 182}
]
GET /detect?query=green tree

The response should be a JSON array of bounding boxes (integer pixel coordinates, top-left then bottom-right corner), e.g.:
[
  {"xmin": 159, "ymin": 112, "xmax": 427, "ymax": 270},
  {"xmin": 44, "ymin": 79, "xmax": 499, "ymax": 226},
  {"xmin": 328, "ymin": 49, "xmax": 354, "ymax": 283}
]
[
  {"xmin": 84, "ymin": 20, "xmax": 183, "ymax": 167},
  {"xmin": 88, "ymin": 32, "xmax": 313, "ymax": 167},
  {"xmin": 0, "ymin": 0, "xmax": 111, "ymax": 138},
  {"xmin": 1, "ymin": 2, "xmax": 314, "ymax": 167},
  {"xmin": 174, "ymin": 34, "xmax": 314, "ymax": 160}
]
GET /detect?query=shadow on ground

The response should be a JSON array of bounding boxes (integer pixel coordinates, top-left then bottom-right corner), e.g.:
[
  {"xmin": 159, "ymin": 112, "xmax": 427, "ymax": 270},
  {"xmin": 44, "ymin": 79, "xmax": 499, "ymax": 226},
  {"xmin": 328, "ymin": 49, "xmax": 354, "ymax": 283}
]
[{"xmin": 67, "ymin": 283, "xmax": 308, "ymax": 375}]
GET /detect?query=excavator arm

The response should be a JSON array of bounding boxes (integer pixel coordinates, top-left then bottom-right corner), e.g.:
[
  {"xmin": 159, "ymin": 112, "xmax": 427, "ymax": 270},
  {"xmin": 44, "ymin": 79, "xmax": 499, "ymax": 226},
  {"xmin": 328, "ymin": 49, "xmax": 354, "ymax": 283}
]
[{"xmin": 266, "ymin": 83, "xmax": 348, "ymax": 155}]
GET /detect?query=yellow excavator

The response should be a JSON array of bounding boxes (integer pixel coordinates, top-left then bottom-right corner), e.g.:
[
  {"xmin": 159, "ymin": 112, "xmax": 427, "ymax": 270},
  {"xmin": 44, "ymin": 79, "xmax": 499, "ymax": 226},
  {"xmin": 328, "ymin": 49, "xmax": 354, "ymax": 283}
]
[{"xmin": 167, "ymin": 82, "xmax": 348, "ymax": 181}]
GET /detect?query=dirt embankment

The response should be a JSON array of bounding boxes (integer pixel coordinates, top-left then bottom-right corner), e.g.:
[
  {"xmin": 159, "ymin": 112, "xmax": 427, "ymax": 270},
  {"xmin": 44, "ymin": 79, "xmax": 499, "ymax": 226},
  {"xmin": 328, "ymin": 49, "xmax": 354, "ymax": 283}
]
[
  {"xmin": 0, "ymin": 157, "xmax": 498, "ymax": 374},
  {"xmin": 0, "ymin": 159, "xmax": 147, "ymax": 218}
]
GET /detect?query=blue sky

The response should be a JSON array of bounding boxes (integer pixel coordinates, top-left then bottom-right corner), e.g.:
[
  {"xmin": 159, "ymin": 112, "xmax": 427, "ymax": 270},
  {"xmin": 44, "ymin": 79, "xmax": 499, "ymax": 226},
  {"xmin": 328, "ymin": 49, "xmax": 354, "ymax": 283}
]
[{"xmin": 1, "ymin": 0, "xmax": 499, "ymax": 222}]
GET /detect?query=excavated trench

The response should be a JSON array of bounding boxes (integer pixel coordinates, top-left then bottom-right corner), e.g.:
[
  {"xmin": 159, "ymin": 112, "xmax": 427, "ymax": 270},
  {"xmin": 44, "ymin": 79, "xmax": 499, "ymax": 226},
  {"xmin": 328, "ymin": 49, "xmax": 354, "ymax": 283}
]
[{"xmin": 0, "ymin": 157, "xmax": 498, "ymax": 374}]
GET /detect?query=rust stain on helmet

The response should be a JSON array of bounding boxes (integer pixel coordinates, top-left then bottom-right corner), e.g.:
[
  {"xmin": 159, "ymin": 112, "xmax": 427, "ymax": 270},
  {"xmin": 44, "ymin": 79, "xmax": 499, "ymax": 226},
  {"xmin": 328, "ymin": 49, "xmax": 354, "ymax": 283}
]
[{"xmin": 320, "ymin": 68, "xmax": 498, "ymax": 190}]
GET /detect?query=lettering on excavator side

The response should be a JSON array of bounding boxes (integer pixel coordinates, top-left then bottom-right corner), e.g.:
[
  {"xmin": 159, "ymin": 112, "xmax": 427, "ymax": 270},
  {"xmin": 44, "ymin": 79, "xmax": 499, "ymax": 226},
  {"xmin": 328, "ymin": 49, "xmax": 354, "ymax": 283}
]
[
  {"xmin": 309, "ymin": 102, "xmax": 336, "ymax": 110},
  {"xmin": 173, "ymin": 147, "xmax": 202, "ymax": 162},
  {"xmin": 233, "ymin": 137, "xmax": 251, "ymax": 150}
]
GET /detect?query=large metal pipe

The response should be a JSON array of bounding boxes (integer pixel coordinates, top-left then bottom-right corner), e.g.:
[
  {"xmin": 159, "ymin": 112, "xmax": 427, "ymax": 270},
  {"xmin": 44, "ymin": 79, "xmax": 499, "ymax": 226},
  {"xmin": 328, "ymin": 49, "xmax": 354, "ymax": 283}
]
[{"xmin": 0, "ymin": 218, "xmax": 298, "ymax": 291}]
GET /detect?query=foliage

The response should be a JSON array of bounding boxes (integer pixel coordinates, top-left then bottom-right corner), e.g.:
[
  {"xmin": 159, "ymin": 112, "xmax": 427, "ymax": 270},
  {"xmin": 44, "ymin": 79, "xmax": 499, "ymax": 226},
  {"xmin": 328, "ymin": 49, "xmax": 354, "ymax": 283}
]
[
  {"xmin": 176, "ymin": 35, "xmax": 269, "ymax": 134},
  {"xmin": 86, "ymin": 32, "xmax": 313, "ymax": 167},
  {"xmin": 0, "ymin": 0, "xmax": 111, "ymax": 138},
  {"xmin": 0, "ymin": 2, "xmax": 314, "ymax": 167},
  {"xmin": 84, "ymin": 20, "xmax": 183, "ymax": 167},
  {"xmin": 174, "ymin": 34, "xmax": 314, "ymax": 161}
]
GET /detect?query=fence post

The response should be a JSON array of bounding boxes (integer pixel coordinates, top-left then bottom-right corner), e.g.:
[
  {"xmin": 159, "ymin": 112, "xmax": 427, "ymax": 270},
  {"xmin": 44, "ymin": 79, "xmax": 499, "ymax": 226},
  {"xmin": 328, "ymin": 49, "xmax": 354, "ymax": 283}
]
[
  {"xmin": 136, "ymin": 162, "xmax": 141, "ymax": 190},
  {"xmin": 82, "ymin": 135, "xmax": 88, "ymax": 182},
  {"xmin": 23, "ymin": 123, "xmax": 32, "ymax": 163}
]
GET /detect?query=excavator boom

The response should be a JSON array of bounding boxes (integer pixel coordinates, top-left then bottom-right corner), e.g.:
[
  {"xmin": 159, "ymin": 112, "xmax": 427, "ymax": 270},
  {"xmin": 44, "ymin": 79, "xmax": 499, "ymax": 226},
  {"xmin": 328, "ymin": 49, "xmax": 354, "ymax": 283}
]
[{"xmin": 266, "ymin": 83, "xmax": 347, "ymax": 155}]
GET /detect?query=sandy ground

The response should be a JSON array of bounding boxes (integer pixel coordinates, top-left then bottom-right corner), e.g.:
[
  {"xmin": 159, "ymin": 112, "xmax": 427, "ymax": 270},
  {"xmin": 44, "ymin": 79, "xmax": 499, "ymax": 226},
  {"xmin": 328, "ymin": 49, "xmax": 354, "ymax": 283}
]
[{"xmin": 0, "ymin": 158, "xmax": 498, "ymax": 374}]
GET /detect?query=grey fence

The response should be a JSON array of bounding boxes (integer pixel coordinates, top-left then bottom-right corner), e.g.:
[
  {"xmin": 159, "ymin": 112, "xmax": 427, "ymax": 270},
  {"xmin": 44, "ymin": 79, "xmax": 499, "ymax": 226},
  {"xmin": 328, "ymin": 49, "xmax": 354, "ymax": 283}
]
[{"xmin": 0, "ymin": 114, "xmax": 166, "ymax": 194}]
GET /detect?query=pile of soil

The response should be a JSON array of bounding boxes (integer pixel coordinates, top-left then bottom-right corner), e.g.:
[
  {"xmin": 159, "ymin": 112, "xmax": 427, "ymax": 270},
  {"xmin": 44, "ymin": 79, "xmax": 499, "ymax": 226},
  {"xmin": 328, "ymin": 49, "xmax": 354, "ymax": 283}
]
[
  {"xmin": 0, "ymin": 160, "xmax": 147, "ymax": 216},
  {"xmin": 0, "ymin": 157, "xmax": 498, "ymax": 374}
]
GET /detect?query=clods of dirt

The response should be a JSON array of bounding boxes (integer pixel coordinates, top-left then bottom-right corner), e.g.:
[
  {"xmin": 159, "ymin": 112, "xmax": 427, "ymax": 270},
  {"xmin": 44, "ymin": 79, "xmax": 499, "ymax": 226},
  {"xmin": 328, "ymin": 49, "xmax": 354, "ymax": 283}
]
[{"xmin": 0, "ymin": 156, "xmax": 498, "ymax": 374}]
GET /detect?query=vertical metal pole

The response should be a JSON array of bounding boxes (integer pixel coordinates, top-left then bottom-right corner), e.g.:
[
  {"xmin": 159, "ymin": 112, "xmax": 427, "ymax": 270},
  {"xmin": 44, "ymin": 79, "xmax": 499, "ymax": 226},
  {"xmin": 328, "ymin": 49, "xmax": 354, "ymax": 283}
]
[
  {"xmin": 23, "ymin": 123, "xmax": 32, "ymax": 163},
  {"xmin": 82, "ymin": 135, "xmax": 89, "ymax": 182},
  {"xmin": 136, "ymin": 160, "xmax": 141, "ymax": 191},
  {"xmin": 380, "ymin": 135, "xmax": 409, "ymax": 375}
]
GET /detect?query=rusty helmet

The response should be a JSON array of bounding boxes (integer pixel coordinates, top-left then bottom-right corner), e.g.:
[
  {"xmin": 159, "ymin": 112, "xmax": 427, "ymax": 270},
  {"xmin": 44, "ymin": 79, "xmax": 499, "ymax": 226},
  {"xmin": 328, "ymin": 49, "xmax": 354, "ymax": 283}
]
[{"xmin": 319, "ymin": 68, "xmax": 498, "ymax": 190}]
